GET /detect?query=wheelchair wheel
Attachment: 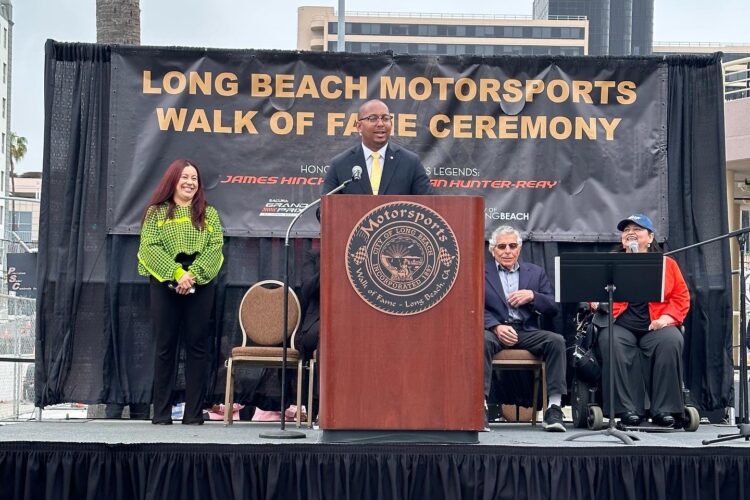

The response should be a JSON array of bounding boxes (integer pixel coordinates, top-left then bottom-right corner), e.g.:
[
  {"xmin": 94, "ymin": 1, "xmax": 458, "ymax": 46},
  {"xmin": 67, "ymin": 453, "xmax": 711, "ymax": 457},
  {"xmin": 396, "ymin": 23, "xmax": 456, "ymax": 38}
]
[
  {"xmin": 683, "ymin": 406, "xmax": 700, "ymax": 432},
  {"xmin": 572, "ymin": 379, "xmax": 590, "ymax": 429},
  {"xmin": 588, "ymin": 405, "xmax": 604, "ymax": 430}
]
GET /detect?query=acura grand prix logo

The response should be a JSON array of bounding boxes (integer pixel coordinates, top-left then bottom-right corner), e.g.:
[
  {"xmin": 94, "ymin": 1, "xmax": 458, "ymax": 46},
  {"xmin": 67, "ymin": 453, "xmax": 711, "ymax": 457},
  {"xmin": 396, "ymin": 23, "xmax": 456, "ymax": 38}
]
[{"xmin": 346, "ymin": 201, "xmax": 459, "ymax": 315}]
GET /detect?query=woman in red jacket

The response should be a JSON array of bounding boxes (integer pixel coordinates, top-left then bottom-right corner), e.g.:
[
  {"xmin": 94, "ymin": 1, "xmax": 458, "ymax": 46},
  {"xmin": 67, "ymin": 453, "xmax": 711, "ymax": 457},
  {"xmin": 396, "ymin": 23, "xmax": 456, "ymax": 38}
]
[{"xmin": 598, "ymin": 214, "xmax": 690, "ymax": 427}]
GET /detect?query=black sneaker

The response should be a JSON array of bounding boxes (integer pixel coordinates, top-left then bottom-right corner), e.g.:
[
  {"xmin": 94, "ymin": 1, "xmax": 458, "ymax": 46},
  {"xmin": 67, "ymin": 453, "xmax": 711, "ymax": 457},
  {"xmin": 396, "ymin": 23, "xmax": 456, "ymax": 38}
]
[
  {"xmin": 542, "ymin": 404, "xmax": 566, "ymax": 432},
  {"xmin": 652, "ymin": 413, "xmax": 675, "ymax": 428}
]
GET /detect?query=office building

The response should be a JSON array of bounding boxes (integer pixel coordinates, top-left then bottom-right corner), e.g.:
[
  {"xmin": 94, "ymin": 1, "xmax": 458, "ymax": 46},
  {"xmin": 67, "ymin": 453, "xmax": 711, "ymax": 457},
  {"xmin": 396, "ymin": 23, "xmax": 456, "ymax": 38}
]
[
  {"xmin": 298, "ymin": 6, "xmax": 589, "ymax": 56},
  {"xmin": 0, "ymin": 1, "xmax": 11, "ymax": 268},
  {"xmin": 533, "ymin": 0, "xmax": 653, "ymax": 55}
]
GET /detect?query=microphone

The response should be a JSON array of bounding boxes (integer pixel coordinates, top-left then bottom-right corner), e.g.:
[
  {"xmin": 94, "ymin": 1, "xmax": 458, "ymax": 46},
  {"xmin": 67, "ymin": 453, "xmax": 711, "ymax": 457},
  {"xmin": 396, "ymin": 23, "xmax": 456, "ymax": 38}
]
[
  {"xmin": 628, "ymin": 241, "xmax": 639, "ymax": 253},
  {"xmin": 314, "ymin": 167, "xmax": 362, "ymax": 222},
  {"xmin": 352, "ymin": 165, "xmax": 362, "ymax": 181}
]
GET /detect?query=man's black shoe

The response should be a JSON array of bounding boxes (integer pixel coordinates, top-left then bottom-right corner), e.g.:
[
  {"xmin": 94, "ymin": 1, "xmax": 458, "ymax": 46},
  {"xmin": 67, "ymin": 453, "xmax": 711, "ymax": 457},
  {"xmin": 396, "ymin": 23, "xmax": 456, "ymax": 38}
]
[
  {"xmin": 652, "ymin": 413, "xmax": 675, "ymax": 427},
  {"xmin": 542, "ymin": 404, "xmax": 566, "ymax": 432},
  {"xmin": 619, "ymin": 411, "xmax": 641, "ymax": 427}
]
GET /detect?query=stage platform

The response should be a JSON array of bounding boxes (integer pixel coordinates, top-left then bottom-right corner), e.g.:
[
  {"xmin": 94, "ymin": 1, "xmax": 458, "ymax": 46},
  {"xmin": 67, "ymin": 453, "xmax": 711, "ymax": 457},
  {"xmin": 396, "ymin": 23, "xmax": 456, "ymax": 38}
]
[{"xmin": 1, "ymin": 419, "xmax": 749, "ymax": 499}]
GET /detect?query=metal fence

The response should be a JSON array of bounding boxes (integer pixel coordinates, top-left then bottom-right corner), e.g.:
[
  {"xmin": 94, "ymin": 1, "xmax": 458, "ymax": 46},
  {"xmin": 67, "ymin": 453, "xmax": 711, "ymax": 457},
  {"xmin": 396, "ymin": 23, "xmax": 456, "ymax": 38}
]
[
  {"xmin": 0, "ymin": 194, "xmax": 39, "ymax": 420},
  {"xmin": 0, "ymin": 293, "xmax": 35, "ymax": 420}
]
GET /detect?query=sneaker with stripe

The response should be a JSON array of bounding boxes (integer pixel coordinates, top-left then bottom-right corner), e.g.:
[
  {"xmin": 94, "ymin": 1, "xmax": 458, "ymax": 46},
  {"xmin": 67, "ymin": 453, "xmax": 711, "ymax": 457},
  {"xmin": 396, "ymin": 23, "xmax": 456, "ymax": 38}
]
[{"xmin": 542, "ymin": 404, "xmax": 566, "ymax": 432}]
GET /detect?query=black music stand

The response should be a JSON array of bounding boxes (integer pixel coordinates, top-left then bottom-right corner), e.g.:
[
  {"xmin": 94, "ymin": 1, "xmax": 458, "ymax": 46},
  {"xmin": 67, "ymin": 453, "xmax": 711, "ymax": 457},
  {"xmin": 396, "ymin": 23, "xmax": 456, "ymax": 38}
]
[{"xmin": 555, "ymin": 252, "xmax": 664, "ymax": 445}]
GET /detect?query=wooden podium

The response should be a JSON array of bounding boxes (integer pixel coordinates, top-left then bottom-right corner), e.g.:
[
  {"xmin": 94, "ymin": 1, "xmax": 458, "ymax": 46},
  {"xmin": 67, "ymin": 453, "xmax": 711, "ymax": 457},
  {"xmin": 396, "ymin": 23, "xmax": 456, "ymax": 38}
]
[{"xmin": 319, "ymin": 195, "xmax": 484, "ymax": 437}]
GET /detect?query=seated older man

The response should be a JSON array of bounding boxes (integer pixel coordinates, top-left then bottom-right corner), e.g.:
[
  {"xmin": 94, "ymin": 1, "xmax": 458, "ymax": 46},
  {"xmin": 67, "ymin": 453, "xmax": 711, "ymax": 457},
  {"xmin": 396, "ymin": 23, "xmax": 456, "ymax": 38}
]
[{"xmin": 484, "ymin": 225, "xmax": 567, "ymax": 432}]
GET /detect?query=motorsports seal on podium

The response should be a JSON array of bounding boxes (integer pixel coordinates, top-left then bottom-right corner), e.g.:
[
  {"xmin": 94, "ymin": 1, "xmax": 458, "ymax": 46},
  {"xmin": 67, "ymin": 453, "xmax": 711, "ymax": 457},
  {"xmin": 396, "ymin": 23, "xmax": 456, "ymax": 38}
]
[{"xmin": 346, "ymin": 201, "xmax": 460, "ymax": 315}]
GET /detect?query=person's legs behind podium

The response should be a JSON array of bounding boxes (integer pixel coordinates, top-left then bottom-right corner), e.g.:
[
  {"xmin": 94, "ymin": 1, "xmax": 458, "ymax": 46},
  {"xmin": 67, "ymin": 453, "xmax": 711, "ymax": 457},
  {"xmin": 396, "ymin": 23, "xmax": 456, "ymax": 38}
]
[
  {"xmin": 640, "ymin": 325, "xmax": 685, "ymax": 421},
  {"xmin": 484, "ymin": 326, "xmax": 567, "ymax": 431},
  {"xmin": 597, "ymin": 324, "xmax": 647, "ymax": 426},
  {"xmin": 598, "ymin": 323, "xmax": 684, "ymax": 427}
]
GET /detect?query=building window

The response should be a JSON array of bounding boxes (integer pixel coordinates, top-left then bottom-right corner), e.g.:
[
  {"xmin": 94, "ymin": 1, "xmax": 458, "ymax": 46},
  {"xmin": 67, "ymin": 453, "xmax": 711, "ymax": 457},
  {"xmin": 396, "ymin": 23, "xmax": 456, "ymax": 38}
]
[
  {"xmin": 418, "ymin": 25, "xmax": 437, "ymax": 36},
  {"xmin": 3, "ymin": 28, "xmax": 6, "ymax": 49},
  {"xmin": 391, "ymin": 24, "xmax": 408, "ymax": 35},
  {"xmin": 531, "ymin": 27, "xmax": 552, "ymax": 39},
  {"xmin": 1, "ymin": 132, "xmax": 4, "ymax": 154},
  {"xmin": 504, "ymin": 26, "xmax": 524, "ymax": 38},
  {"xmin": 10, "ymin": 212, "xmax": 33, "ymax": 243},
  {"xmin": 2, "ymin": 63, "xmax": 5, "ymax": 84}
]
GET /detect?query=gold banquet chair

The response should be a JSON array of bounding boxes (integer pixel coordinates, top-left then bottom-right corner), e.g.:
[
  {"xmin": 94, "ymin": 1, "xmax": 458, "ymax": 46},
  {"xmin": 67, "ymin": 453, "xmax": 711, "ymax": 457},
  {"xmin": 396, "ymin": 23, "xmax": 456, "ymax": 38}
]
[
  {"xmin": 491, "ymin": 349, "xmax": 547, "ymax": 426},
  {"xmin": 223, "ymin": 279, "xmax": 311, "ymax": 427}
]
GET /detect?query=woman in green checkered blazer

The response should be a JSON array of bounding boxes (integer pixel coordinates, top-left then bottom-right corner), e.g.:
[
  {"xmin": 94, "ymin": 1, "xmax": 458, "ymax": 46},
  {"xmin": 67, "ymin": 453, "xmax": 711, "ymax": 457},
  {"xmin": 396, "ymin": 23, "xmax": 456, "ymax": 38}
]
[{"xmin": 138, "ymin": 159, "xmax": 224, "ymax": 425}]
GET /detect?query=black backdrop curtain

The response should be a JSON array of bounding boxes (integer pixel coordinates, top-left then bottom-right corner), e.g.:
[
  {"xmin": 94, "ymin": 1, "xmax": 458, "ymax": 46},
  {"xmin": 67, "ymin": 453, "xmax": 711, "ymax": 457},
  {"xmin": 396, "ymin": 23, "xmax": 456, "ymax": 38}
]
[{"xmin": 37, "ymin": 42, "xmax": 733, "ymax": 413}]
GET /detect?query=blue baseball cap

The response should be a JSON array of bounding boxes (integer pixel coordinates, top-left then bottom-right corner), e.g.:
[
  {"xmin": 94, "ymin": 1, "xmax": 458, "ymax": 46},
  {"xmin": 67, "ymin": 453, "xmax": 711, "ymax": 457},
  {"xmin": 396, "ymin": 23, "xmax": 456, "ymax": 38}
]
[{"xmin": 617, "ymin": 214, "xmax": 655, "ymax": 233}]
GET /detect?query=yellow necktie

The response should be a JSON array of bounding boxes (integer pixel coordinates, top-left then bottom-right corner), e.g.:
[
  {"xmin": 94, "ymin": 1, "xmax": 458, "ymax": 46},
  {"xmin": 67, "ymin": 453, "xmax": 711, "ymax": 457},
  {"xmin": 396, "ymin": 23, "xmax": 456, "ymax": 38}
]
[{"xmin": 370, "ymin": 152, "xmax": 382, "ymax": 195}]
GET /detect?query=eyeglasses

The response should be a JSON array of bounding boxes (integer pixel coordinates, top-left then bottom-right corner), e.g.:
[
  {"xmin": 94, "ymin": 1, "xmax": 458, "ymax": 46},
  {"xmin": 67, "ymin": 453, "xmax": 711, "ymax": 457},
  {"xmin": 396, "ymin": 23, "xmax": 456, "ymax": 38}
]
[
  {"xmin": 494, "ymin": 243, "xmax": 519, "ymax": 250},
  {"xmin": 358, "ymin": 114, "xmax": 393, "ymax": 124}
]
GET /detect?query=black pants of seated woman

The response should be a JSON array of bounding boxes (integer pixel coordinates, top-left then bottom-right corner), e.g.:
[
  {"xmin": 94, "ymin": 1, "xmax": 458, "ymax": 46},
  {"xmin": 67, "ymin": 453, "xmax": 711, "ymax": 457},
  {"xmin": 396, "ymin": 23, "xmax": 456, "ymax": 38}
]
[
  {"xmin": 150, "ymin": 278, "xmax": 215, "ymax": 424},
  {"xmin": 597, "ymin": 324, "xmax": 684, "ymax": 417}
]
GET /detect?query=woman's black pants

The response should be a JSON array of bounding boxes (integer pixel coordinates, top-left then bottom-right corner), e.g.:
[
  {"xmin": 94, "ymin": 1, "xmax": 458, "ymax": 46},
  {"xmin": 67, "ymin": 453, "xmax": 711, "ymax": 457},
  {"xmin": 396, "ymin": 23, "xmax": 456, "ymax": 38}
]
[{"xmin": 150, "ymin": 279, "xmax": 215, "ymax": 423}]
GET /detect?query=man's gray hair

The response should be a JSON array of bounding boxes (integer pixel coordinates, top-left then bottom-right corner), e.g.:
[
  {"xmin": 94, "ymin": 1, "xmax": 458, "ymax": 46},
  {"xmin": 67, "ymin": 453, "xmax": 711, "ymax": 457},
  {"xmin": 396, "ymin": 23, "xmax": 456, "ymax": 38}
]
[{"xmin": 488, "ymin": 225, "xmax": 523, "ymax": 252}]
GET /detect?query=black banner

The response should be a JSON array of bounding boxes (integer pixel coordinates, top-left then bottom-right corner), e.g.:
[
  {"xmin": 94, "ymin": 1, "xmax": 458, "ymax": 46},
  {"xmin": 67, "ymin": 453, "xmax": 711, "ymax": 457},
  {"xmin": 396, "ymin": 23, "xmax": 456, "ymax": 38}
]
[{"xmin": 109, "ymin": 48, "xmax": 667, "ymax": 240}]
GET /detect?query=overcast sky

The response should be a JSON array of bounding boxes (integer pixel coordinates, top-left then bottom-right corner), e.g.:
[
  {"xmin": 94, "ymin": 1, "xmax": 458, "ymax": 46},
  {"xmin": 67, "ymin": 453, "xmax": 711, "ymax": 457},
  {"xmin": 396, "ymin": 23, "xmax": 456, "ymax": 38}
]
[{"xmin": 11, "ymin": 0, "xmax": 750, "ymax": 172}]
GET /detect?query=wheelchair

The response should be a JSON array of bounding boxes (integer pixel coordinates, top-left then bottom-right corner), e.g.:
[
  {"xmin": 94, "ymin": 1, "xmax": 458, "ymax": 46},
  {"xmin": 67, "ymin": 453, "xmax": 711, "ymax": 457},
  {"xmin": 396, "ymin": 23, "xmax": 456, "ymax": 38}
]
[{"xmin": 570, "ymin": 307, "xmax": 700, "ymax": 432}]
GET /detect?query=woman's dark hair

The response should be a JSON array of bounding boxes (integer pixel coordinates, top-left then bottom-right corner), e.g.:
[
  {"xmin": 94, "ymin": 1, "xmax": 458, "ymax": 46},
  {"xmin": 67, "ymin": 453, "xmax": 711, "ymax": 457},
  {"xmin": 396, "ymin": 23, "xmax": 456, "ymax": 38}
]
[
  {"xmin": 142, "ymin": 159, "xmax": 207, "ymax": 229},
  {"xmin": 647, "ymin": 238, "xmax": 663, "ymax": 253}
]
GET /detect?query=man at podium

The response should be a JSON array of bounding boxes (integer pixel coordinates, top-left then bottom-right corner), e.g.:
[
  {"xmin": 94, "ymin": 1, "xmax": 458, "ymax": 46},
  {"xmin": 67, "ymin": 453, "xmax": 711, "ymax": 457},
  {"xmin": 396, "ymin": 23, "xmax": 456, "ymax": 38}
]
[
  {"xmin": 306, "ymin": 101, "xmax": 435, "ymax": 421},
  {"xmin": 322, "ymin": 99, "xmax": 434, "ymax": 196},
  {"xmin": 483, "ymin": 225, "xmax": 567, "ymax": 432}
]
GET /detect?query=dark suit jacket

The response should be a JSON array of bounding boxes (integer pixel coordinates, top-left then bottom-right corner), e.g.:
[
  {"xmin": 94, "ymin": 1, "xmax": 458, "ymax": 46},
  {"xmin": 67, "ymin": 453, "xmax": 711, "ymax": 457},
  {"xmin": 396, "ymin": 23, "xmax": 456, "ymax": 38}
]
[
  {"xmin": 322, "ymin": 142, "xmax": 434, "ymax": 195},
  {"xmin": 484, "ymin": 256, "xmax": 558, "ymax": 332}
]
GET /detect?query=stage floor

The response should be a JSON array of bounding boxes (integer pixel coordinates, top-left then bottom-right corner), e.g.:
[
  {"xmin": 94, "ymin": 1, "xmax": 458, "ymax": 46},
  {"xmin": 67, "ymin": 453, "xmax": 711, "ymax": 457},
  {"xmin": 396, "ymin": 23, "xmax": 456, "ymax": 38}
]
[{"xmin": 1, "ymin": 418, "xmax": 748, "ymax": 448}]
